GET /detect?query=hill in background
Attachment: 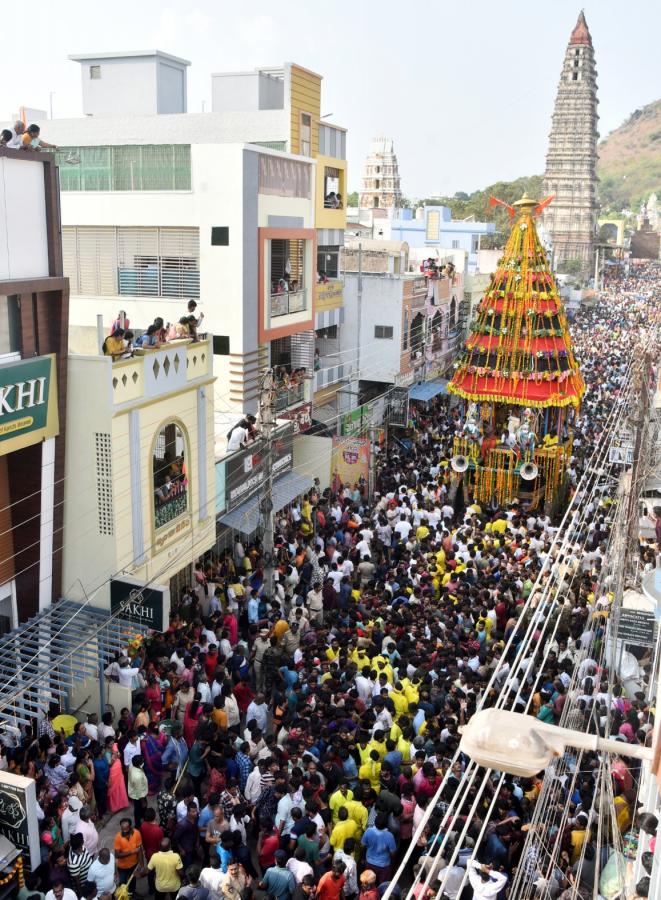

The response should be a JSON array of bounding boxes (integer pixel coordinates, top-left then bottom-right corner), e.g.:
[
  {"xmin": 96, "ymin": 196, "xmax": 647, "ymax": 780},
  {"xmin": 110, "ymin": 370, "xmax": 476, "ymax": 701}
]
[
  {"xmin": 598, "ymin": 99, "xmax": 661, "ymax": 213},
  {"xmin": 430, "ymin": 100, "xmax": 660, "ymax": 244}
]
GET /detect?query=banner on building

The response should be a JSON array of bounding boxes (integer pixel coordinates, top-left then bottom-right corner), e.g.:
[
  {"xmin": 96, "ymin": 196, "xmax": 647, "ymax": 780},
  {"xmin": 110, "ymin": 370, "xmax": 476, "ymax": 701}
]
[
  {"xmin": 331, "ymin": 436, "xmax": 369, "ymax": 491},
  {"xmin": 388, "ymin": 388, "xmax": 409, "ymax": 427},
  {"xmin": 224, "ymin": 424, "xmax": 294, "ymax": 512},
  {"xmin": 110, "ymin": 577, "xmax": 171, "ymax": 632},
  {"xmin": 279, "ymin": 402, "xmax": 312, "ymax": 434},
  {"xmin": 341, "ymin": 404, "xmax": 368, "ymax": 437},
  {"xmin": 0, "ymin": 354, "xmax": 59, "ymax": 456},
  {"xmin": 0, "ymin": 772, "xmax": 40, "ymax": 868}
]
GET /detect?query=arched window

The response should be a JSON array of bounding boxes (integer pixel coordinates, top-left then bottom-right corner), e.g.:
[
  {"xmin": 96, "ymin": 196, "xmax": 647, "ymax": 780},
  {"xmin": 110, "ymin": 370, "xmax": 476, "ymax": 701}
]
[{"xmin": 153, "ymin": 421, "xmax": 189, "ymax": 529}]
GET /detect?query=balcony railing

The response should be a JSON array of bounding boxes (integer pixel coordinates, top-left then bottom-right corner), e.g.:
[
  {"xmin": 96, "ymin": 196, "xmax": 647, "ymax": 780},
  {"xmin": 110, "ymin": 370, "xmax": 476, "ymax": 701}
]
[
  {"xmin": 154, "ymin": 488, "xmax": 188, "ymax": 529},
  {"xmin": 270, "ymin": 288, "xmax": 308, "ymax": 318},
  {"xmin": 313, "ymin": 362, "xmax": 353, "ymax": 392},
  {"xmin": 274, "ymin": 381, "xmax": 305, "ymax": 412}
]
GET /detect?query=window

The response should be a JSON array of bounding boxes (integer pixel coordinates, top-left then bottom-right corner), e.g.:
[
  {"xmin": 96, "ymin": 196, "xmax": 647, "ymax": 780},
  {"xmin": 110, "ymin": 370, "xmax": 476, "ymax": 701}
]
[
  {"xmin": 300, "ymin": 113, "xmax": 312, "ymax": 156},
  {"xmin": 426, "ymin": 211, "xmax": 440, "ymax": 242},
  {"xmin": 317, "ymin": 246, "xmax": 340, "ymax": 280},
  {"xmin": 90, "ymin": 65, "xmax": 101, "ymax": 79},
  {"xmin": 403, "ymin": 310, "xmax": 409, "ymax": 350},
  {"xmin": 63, "ymin": 226, "xmax": 200, "ymax": 299},
  {"xmin": 375, "ymin": 326, "xmax": 393, "ymax": 339},
  {"xmin": 0, "ymin": 296, "xmax": 20, "ymax": 357},
  {"xmin": 270, "ymin": 238, "xmax": 307, "ymax": 315},
  {"xmin": 452, "ymin": 240, "xmax": 460, "ymax": 249},
  {"xmin": 471, "ymin": 235, "xmax": 479, "ymax": 253},
  {"xmin": 376, "ymin": 166, "xmax": 381, "ymax": 174},
  {"xmin": 56, "ymin": 144, "xmax": 191, "ymax": 191},
  {"xmin": 316, "ymin": 325, "xmax": 338, "ymax": 340},
  {"xmin": 153, "ymin": 422, "xmax": 189, "ymax": 530},
  {"xmin": 375, "ymin": 180, "xmax": 380, "ymax": 189},
  {"xmin": 259, "ymin": 154, "xmax": 311, "ymax": 199},
  {"xmin": 373, "ymin": 196, "xmax": 379, "ymax": 208},
  {"xmin": 323, "ymin": 167, "xmax": 343, "ymax": 208}
]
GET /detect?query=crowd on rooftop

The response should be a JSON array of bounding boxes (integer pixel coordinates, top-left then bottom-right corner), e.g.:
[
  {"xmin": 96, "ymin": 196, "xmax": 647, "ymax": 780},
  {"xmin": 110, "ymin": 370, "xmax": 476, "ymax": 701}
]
[
  {"xmin": 4, "ymin": 262, "xmax": 660, "ymax": 900},
  {"xmin": 102, "ymin": 302, "xmax": 205, "ymax": 360},
  {"xmin": 1, "ymin": 120, "xmax": 57, "ymax": 151}
]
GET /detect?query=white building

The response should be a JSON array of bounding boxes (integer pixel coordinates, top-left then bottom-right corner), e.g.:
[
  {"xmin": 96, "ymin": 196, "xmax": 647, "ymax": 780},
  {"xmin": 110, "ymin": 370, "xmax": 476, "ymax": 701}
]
[{"xmin": 44, "ymin": 55, "xmax": 349, "ymax": 440}]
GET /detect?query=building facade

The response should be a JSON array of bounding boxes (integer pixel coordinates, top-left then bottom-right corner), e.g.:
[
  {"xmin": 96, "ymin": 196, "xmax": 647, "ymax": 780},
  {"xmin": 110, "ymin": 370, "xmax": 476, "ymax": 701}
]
[
  {"xmin": 45, "ymin": 56, "xmax": 347, "ymax": 440},
  {"xmin": 389, "ymin": 205, "xmax": 496, "ymax": 273},
  {"xmin": 541, "ymin": 12, "xmax": 599, "ymax": 276},
  {"xmin": 0, "ymin": 148, "xmax": 69, "ymax": 627},
  {"xmin": 62, "ymin": 337, "xmax": 216, "ymax": 609}
]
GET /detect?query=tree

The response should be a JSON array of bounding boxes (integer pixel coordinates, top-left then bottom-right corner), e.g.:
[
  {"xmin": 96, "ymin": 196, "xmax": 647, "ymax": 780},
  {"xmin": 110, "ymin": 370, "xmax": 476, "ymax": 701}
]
[
  {"xmin": 560, "ymin": 258, "xmax": 583, "ymax": 276},
  {"xmin": 346, "ymin": 191, "xmax": 359, "ymax": 207}
]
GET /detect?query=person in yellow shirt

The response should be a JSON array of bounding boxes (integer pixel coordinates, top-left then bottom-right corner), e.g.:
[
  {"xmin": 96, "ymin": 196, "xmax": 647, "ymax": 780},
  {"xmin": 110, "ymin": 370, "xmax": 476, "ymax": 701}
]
[
  {"xmin": 396, "ymin": 731, "xmax": 412, "ymax": 763},
  {"xmin": 356, "ymin": 735, "xmax": 372, "ymax": 767},
  {"xmin": 330, "ymin": 807, "xmax": 359, "ymax": 851},
  {"xmin": 329, "ymin": 783, "xmax": 354, "ymax": 823},
  {"xmin": 368, "ymin": 731, "xmax": 386, "ymax": 761},
  {"xmin": 389, "ymin": 685, "xmax": 409, "ymax": 721},
  {"xmin": 358, "ymin": 751, "xmax": 381, "ymax": 792},
  {"xmin": 491, "ymin": 517, "xmax": 508, "ymax": 534},
  {"xmin": 326, "ymin": 638, "xmax": 341, "ymax": 662},
  {"xmin": 435, "ymin": 546, "xmax": 447, "ymax": 574},
  {"xmin": 344, "ymin": 798, "xmax": 368, "ymax": 836},
  {"xmin": 416, "ymin": 521, "xmax": 430, "ymax": 542},
  {"xmin": 372, "ymin": 657, "xmax": 394, "ymax": 685},
  {"xmin": 400, "ymin": 678, "xmax": 420, "ymax": 706}
]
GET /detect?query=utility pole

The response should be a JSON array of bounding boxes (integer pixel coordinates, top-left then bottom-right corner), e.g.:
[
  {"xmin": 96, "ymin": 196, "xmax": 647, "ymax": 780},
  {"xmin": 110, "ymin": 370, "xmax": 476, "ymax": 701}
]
[
  {"xmin": 626, "ymin": 350, "xmax": 651, "ymax": 568},
  {"xmin": 259, "ymin": 369, "xmax": 277, "ymax": 601},
  {"xmin": 368, "ymin": 423, "xmax": 376, "ymax": 501}
]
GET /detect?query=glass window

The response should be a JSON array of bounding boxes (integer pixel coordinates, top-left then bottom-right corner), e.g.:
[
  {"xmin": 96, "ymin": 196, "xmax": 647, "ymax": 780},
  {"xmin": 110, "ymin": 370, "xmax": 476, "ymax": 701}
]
[
  {"xmin": 0, "ymin": 296, "xmax": 21, "ymax": 358},
  {"xmin": 153, "ymin": 423, "xmax": 189, "ymax": 530},
  {"xmin": 90, "ymin": 65, "xmax": 101, "ymax": 79},
  {"xmin": 301, "ymin": 113, "xmax": 312, "ymax": 156},
  {"xmin": 374, "ymin": 326, "xmax": 394, "ymax": 339},
  {"xmin": 317, "ymin": 246, "xmax": 340, "ymax": 280}
]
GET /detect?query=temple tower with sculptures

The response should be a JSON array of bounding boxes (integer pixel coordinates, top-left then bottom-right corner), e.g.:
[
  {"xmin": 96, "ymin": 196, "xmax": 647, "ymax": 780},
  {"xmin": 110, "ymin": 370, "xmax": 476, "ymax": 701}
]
[{"xmin": 541, "ymin": 11, "xmax": 599, "ymax": 277}]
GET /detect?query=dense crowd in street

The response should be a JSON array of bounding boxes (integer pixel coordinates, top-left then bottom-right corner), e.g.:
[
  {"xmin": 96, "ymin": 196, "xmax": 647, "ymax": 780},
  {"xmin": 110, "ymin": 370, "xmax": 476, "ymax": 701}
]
[{"xmin": 7, "ymin": 262, "xmax": 660, "ymax": 900}]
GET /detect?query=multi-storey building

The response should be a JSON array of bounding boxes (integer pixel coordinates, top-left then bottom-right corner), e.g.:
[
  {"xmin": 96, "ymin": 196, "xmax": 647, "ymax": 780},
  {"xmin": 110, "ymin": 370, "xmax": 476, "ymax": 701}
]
[
  {"xmin": 45, "ymin": 54, "xmax": 348, "ymax": 436},
  {"xmin": 541, "ymin": 12, "xmax": 599, "ymax": 276},
  {"xmin": 342, "ymin": 240, "xmax": 461, "ymax": 400},
  {"xmin": 0, "ymin": 147, "xmax": 69, "ymax": 627}
]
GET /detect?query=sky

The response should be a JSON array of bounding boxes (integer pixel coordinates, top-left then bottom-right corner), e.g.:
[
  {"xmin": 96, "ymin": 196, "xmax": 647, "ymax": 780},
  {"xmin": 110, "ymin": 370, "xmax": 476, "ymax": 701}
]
[{"xmin": 3, "ymin": 0, "xmax": 660, "ymax": 197}]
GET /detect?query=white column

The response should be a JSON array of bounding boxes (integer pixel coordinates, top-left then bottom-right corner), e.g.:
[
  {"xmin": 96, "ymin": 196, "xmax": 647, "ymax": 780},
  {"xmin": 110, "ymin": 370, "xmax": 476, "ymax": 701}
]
[{"xmin": 38, "ymin": 437, "xmax": 56, "ymax": 611}]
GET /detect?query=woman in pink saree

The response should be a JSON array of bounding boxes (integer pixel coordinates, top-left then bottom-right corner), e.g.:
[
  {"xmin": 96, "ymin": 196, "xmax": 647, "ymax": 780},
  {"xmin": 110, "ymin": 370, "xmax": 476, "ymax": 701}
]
[{"xmin": 106, "ymin": 743, "xmax": 129, "ymax": 813}]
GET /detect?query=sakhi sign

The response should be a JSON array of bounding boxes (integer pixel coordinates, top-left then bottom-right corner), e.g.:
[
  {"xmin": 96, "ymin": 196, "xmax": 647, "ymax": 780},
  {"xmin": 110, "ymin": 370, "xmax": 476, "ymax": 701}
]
[
  {"xmin": 331, "ymin": 436, "xmax": 369, "ymax": 491},
  {"xmin": 0, "ymin": 355, "xmax": 59, "ymax": 456}
]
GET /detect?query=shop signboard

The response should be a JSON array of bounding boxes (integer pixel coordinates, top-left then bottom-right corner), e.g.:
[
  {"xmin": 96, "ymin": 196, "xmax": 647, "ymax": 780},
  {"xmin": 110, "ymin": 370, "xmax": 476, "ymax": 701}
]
[
  {"xmin": 0, "ymin": 772, "xmax": 40, "ymax": 867},
  {"xmin": 389, "ymin": 388, "xmax": 409, "ymax": 427},
  {"xmin": 342, "ymin": 404, "xmax": 368, "ymax": 437},
  {"xmin": 331, "ymin": 436, "xmax": 369, "ymax": 491},
  {"xmin": 110, "ymin": 577, "xmax": 171, "ymax": 632},
  {"xmin": 0, "ymin": 354, "xmax": 59, "ymax": 456},
  {"xmin": 618, "ymin": 609, "xmax": 656, "ymax": 648},
  {"xmin": 224, "ymin": 424, "xmax": 294, "ymax": 512}
]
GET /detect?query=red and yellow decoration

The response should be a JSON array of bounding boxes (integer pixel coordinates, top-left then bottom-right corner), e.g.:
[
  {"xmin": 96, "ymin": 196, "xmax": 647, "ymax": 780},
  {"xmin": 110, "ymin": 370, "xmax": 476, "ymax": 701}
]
[{"xmin": 448, "ymin": 194, "xmax": 584, "ymax": 507}]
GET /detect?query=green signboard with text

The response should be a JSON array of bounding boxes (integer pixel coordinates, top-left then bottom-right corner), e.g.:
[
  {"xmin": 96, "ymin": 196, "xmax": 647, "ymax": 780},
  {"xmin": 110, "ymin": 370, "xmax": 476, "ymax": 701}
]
[{"xmin": 0, "ymin": 355, "xmax": 59, "ymax": 456}]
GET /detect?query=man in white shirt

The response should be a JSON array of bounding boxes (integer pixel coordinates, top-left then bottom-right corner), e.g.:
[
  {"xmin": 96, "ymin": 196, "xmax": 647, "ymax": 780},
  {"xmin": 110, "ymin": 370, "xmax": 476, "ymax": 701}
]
[
  {"xmin": 123, "ymin": 732, "xmax": 142, "ymax": 768},
  {"xmin": 227, "ymin": 422, "xmax": 248, "ymax": 451},
  {"xmin": 87, "ymin": 848, "xmax": 116, "ymax": 894},
  {"xmin": 46, "ymin": 886, "xmax": 78, "ymax": 900},
  {"xmin": 394, "ymin": 515, "xmax": 412, "ymax": 541},
  {"xmin": 466, "ymin": 860, "xmax": 508, "ymax": 900},
  {"xmin": 6, "ymin": 121, "xmax": 25, "ymax": 149},
  {"xmin": 61, "ymin": 796, "xmax": 82, "ymax": 843}
]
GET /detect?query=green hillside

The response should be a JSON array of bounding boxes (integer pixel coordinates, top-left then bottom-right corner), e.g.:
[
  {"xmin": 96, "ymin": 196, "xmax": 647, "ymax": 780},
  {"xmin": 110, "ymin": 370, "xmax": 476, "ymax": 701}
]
[{"xmin": 597, "ymin": 99, "xmax": 661, "ymax": 212}]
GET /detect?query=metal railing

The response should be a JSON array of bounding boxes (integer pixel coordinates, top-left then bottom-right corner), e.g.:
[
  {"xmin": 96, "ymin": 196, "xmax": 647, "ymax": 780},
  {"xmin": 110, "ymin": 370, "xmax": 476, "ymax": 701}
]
[
  {"xmin": 270, "ymin": 288, "xmax": 308, "ymax": 318},
  {"xmin": 274, "ymin": 382, "xmax": 305, "ymax": 412},
  {"xmin": 154, "ymin": 489, "xmax": 188, "ymax": 529}
]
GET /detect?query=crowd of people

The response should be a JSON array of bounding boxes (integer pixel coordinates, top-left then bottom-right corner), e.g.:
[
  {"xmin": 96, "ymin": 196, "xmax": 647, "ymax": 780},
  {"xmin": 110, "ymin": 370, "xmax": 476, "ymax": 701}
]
[
  {"xmin": 6, "ymin": 263, "xmax": 660, "ymax": 900},
  {"xmin": 102, "ymin": 302, "xmax": 205, "ymax": 360}
]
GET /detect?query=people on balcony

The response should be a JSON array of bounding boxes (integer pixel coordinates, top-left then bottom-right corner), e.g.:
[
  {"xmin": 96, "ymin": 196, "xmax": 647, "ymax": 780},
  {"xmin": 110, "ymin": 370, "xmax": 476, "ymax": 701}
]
[
  {"xmin": 227, "ymin": 415, "xmax": 259, "ymax": 452},
  {"xmin": 324, "ymin": 192, "xmax": 343, "ymax": 209},
  {"xmin": 317, "ymin": 270, "xmax": 329, "ymax": 284}
]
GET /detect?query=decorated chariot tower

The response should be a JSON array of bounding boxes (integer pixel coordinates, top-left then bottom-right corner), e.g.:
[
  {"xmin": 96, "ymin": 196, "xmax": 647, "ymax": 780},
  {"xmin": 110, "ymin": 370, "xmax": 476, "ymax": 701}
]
[{"xmin": 447, "ymin": 193, "xmax": 584, "ymax": 509}]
